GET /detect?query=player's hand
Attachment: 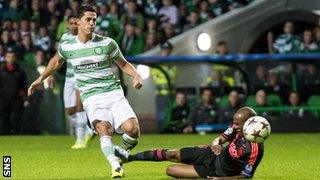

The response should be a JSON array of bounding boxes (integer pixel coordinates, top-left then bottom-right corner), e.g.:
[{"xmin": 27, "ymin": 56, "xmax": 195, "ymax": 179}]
[
  {"xmin": 212, "ymin": 145, "xmax": 221, "ymax": 155},
  {"xmin": 47, "ymin": 75, "xmax": 55, "ymax": 89},
  {"xmin": 28, "ymin": 77, "xmax": 43, "ymax": 96},
  {"xmin": 133, "ymin": 74, "xmax": 142, "ymax": 89}
]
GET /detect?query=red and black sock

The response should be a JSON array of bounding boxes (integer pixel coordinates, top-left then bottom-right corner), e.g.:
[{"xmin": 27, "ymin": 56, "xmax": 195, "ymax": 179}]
[{"xmin": 129, "ymin": 149, "xmax": 167, "ymax": 161}]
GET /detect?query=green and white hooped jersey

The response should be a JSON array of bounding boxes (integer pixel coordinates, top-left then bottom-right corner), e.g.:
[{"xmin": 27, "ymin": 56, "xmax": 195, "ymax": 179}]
[
  {"xmin": 60, "ymin": 32, "xmax": 76, "ymax": 78},
  {"xmin": 58, "ymin": 33, "xmax": 123, "ymax": 101}
]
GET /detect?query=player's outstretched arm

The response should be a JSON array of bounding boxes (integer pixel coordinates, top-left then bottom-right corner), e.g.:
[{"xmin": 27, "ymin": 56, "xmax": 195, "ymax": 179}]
[
  {"xmin": 115, "ymin": 57, "xmax": 142, "ymax": 89},
  {"xmin": 28, "ymin": 54, "xmax": 65, "ymax": 96}
]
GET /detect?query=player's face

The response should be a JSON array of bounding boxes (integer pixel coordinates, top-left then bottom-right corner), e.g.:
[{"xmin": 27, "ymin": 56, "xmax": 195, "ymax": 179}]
[
  {"xmin": 232, "ymin": 114, "xmax": 245, "ymax": 132},
  {"xmin": 78, "ymin": 11, "xmax": 96, "ymax": 35},
  {"xmin": 68, "ymin": 18, "xmax": 78, "ymax": 35},
  {"xmin": 233, "ymin": 119, "xmax": 241, "ymax": 132}
]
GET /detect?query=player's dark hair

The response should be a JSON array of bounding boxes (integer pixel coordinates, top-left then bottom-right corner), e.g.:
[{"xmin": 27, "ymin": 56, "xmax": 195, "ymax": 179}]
[
  {"xmin": 68, "ymin": 15, "xmax": 77, "ymax": 20},
  {"xmin": 77, "ymin": 5, "xmax": 95, "ymax": 19}
]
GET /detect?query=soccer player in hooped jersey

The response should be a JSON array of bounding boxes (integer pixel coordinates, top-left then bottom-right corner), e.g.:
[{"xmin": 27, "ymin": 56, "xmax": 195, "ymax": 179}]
[
  {"xmin": 60, "ymin": 15, "xmax": 94, "ymax": 149},
  {"xmin": 28, "ymin": 5, "xmax": 142, "ymax": 178},
  {"xmin": 115, "ymin": 107, "xmax": 264, "ymax": 179}
]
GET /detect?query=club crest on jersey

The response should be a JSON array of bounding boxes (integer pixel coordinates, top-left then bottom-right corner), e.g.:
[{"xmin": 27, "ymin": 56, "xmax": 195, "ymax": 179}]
[
  {"xmin": 224, "ymin": 127, "xmax": 233, "ymax": 135},
  {"xmin": 94, "ymin": 46, "xmax": 103, "ymax": 55}
]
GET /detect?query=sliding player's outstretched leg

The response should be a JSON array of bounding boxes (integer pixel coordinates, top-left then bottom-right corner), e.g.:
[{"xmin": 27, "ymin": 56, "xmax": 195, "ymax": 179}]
[
  {"xmin": 129, "ymin": 149, "xmax": 181, "ymax": 162},
  {"xmin": 119, "ymin": 147, "xmax": 208, "ymax": 178},
  {"xmin": 114, "ymin": 148, "xmax": 181, "ymax": 163},
  {"xmin": 94, "ymin": 120, "xmax": 123, "ymax": 178}
]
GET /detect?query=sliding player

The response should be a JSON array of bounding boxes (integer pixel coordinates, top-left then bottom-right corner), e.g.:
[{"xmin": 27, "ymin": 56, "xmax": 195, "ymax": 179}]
[{"xmin": 115, "ymin": 107, "xmax": 264, "ymax": 179}]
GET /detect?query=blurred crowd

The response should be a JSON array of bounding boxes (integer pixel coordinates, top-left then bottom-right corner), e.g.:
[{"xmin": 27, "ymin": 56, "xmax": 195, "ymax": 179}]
[
  {"xmin": 0, "ymin": 0, "xmax": 253, "ymax": 135},
  {"xmin": 2, "ymin": 0, "xmax": 319, "ymax": 135},
  {"xmin": 268, "ymin": 21, "xmax": 320, "ymax": 54},
  {"xmin": 0, "ymin": 0, "xmax": 252, "ymax": 60},
  {"xmin": 154, "ymin": 38, "xmax": 320, "ymax": 134},
  {"xmin": 162, "ymin": 87, "xmax": 317, "ymax": 134},
  {"xmin": 157, "ymin": 24, "xmax": 320, "ymax": 133}
]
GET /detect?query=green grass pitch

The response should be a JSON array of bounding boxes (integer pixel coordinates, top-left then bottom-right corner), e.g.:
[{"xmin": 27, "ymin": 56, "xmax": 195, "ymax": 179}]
[{"xmin": 1, "ymin": 134, "xmax": 320, "ymax": 179}]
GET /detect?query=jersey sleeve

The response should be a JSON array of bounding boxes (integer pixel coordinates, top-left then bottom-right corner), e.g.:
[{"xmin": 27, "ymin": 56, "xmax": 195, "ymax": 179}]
[
  {"xmin": 220, "ymin": 125, "xmax": 237, "ymax": 141},
  {"xmin": 109, "ymin": 39, "xmax": 124, "ymax": 61},
  {"xmin": 59, "ymin": 34, "xmax": 65, "ymax": 44},
  {"xmin": 240, "ymin": 143, "xmax": 263, "ymax": 178},
  {"xmin": 57, "ymin": 42, "xmax": 67, "ymax": 60}
]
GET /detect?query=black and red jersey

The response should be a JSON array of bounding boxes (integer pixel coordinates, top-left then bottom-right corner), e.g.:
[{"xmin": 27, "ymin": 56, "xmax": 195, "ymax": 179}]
[{"xmin": 215, "ymin": 125, "xmax": 264, "ymax": 177}]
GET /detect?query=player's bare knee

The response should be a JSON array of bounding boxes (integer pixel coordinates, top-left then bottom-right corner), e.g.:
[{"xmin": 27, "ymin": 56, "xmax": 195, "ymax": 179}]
[
  {"xmin": 93, "ymin": 121, "xmax": 113, "ymax": 136},
  {"xmin": 122, "ymin": 118, "xmax": 140, "ymax": 138}
]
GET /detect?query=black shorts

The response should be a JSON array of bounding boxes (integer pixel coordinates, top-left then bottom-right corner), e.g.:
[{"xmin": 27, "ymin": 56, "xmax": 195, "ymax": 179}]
[{"xmin": 180, "ymin": 146, "xmax": 217, "ymax": 178}]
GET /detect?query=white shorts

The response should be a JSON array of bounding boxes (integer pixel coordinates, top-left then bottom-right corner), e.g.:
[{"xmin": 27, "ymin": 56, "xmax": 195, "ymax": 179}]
[
  {"xmin": 83, "ymin": 89, "xmax": 137, "ymax": 133},
  {"xmin": 63, "ymin": 77, "xmax": 77, "ymax": 108}
]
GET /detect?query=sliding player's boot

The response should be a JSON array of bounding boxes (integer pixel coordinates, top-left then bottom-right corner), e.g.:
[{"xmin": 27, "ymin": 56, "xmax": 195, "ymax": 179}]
[{"xmin": 114, "ymin": 146, "xmax": 129, "ymax": 163}]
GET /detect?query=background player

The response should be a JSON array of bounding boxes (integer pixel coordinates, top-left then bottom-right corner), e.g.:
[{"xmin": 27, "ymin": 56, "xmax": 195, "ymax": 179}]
[
  {"xmin": 28, "ymin": 5, "xmax": 142, "ymax": 178},
  {"xmin": 61, "ymin": 15, "xmax": 93, "ymax": 149},
  {"xmin": 115, "ymin": 107, "xmax": 264, "ymax": 179}
]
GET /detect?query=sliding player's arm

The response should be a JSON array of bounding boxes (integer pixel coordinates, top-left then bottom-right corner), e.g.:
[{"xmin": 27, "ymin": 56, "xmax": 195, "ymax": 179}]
[
  {"xmin": 211, "ymin": 125, "xmax": 237, "ymax": 155},
  {"xmin": 211, "ymin": 135, "xmax": 227, "ymax": 155},
  {"xmin": 28, "ymin": 54, "xmax": 65, "ymax": 96}
]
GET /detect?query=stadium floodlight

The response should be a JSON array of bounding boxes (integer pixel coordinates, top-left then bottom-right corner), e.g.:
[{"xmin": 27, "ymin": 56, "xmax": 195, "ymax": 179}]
[
  {"xmin": 137, "ymin": 64, "xmax": 150, "ymax": 79},
  {"xmin": 197, "ymin": 32, "xmax": 211, "ymax": 52}
]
